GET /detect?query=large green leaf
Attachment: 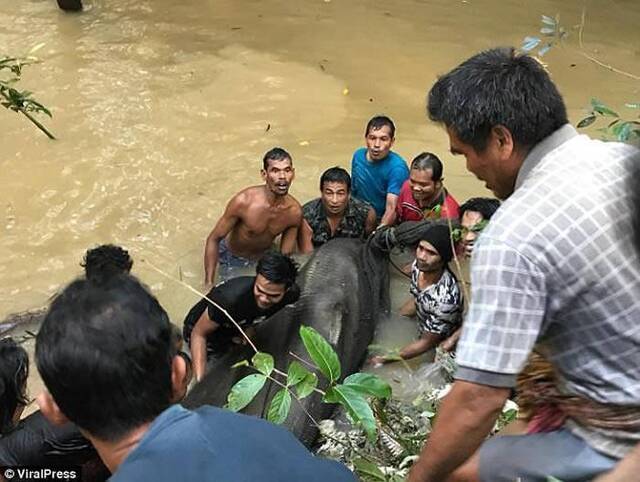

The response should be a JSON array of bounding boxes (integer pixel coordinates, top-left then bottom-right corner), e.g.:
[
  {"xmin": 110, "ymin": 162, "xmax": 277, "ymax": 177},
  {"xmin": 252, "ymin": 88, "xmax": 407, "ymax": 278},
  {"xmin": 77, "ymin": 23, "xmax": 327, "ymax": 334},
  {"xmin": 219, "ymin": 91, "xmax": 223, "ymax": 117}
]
[
  {"xmin": 299, "ymin": 326, "xmax": 341, "ymax": 383},
  {"xmin": 590, "ymin": 98, "xmax": 619, "ymax": 117},
  {"xmin": 267, "ymin": 388, "xmax": 292, "ymax": 424},
  {"xmin": 252, "ymin": 352, "xmax": 274, "ymax": 376},
  {"xmin": 324, "ymin": 384, "xmax": 377, "ymax": 441},
  {"xmin": 225, "ymin": 374, "xmax": 266, "ymax": 412},
  {"xmin": 287, "ymin": 361, "xmax": 311, "ymax": 387},
  {"xmin": 296, "ymin": 372, "xmax": 318, "ymax": 399},
  {"xmin": 352, "ymin": 458, "xmax": 386, "ymax": 481},
  {"xmin": 343, "ymin": 373, "xmax": 392, "ymax": 399}
]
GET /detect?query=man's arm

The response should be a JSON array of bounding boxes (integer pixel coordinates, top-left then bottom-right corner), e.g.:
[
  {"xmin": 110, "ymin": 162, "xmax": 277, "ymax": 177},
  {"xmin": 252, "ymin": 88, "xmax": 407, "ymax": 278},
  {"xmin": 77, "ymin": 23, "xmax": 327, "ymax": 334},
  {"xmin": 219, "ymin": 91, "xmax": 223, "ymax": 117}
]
[
  {"xmin": 364, "ymin": 207, "xmax": 377, "ymax": 236},
  {"xmin": 408, "ymin": 381, "xmax": 510, "ymax": 482},
  {"xmin": 189, "ymin": 310, "xmax": 221, "ymax": 382},
  {"xmin": 440, "ymin": 327, "xmax": 462, "ymax": 352},
  {"xmin": 297, "ymin": 219, "xmax": 315, "ymax": 254},
  {"xmin": 379, "ymin": 193, "xmax": 399, "ymax": 226},
  {"xmin": 204, "ymin": 196, "xmax": 243, "ymax": 287},
  {"xmin": 370, "ymin": 332, "xmax": 440, "ymax": 366},
  {"xmin": 280, "ymin": 208, "xmax": 303, "ymax": 254}
]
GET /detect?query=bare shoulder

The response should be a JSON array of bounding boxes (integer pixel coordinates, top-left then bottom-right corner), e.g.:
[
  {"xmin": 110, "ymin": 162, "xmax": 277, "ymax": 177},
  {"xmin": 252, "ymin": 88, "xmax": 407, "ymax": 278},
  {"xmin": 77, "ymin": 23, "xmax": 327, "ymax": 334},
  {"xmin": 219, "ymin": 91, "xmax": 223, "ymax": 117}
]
[
  {"xmin": 228, "ymin": 186, "xmax": 263, "ymax": 209},
  {"xmin": 286, "ymin": 195, "xmax": 303, "ymax": 220}
]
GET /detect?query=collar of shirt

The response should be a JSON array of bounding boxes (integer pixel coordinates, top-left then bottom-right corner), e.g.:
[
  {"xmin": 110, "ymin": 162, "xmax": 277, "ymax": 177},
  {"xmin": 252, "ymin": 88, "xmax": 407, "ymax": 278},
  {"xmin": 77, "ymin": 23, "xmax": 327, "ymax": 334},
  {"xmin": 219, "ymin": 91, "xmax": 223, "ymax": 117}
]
[{"xmin": 514, "ymin": 124, "xmax": 578, "ymax": 191}]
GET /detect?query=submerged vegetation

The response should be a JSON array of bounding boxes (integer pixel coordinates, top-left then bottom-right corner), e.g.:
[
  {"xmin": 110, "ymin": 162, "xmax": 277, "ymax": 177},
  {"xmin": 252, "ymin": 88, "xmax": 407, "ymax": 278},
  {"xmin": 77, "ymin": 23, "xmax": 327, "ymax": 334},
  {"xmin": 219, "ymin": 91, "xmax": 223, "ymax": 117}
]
[
  {"xmin": 1, "ymin": 46, "xmax": 55, "ymax": 139},
  {"xmin": 521, "ymin": 14, "xmax": 639, "ymax": 144}
]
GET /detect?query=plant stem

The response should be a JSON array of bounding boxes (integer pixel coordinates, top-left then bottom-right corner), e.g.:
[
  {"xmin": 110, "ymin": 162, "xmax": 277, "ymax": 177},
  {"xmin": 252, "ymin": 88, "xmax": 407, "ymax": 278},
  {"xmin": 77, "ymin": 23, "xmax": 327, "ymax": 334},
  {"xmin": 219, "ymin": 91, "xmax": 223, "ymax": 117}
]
[
  {"xmin": 0, "ymin": 90, "xmax": 55, "ymax": 139},
  {"xmin": 142, "ymin": 259, "xmax": 259, "ymax": 353},
  {"xmin": 289, "ymin": 351, "xmax": 320, "ymax": 371}
]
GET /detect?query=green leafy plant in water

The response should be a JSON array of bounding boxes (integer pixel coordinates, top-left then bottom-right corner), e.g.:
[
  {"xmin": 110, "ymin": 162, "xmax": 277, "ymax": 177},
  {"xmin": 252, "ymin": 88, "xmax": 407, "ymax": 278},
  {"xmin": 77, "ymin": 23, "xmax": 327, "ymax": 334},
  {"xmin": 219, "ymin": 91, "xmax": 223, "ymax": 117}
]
[
  {"xmin": 450, "ymin": 219, "xmax": 489, "ymax": 243},
  {"xmin": 577, "ymin": 99, "xmax": 640, "ymax": 143},
  {"xmin": 1, "ymin": 45, "xmax": 55, "ymax": 139},
  {"xmin": 225, "ymin": 325, "xmax": 391, "ymax": 442},
  {"xmin": 521, "ymin": 14, "xmax": 568, "ymax": 57}
]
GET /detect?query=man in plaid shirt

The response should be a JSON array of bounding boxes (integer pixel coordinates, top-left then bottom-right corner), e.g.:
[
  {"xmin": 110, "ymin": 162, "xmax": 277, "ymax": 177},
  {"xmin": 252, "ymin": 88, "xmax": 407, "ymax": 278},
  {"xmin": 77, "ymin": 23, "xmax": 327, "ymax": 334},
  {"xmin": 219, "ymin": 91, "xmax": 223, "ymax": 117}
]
[{"xmin": 409, "ymin": 48, "xmax": 640, "ymax": 482}]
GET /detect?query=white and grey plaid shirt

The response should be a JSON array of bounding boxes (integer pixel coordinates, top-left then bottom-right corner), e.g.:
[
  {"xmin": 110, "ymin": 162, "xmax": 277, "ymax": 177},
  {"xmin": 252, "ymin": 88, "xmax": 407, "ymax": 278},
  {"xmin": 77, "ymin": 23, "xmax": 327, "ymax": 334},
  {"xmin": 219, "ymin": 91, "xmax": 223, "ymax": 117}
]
[{"xmin": 455, "ymin": 125, "xmax": 640, "ymax": 458}]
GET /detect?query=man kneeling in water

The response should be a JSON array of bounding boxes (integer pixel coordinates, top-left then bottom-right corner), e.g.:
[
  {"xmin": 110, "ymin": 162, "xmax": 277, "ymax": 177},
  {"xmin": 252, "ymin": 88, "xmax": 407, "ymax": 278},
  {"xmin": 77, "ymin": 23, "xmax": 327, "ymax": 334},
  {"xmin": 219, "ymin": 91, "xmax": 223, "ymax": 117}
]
[
  {"xmin": 370, "ymin": 224, "xmax": 463, "ymax": 365},
  {"xmin": 184, "ymin": 251, "xmax": 300, "ymax": 382}
]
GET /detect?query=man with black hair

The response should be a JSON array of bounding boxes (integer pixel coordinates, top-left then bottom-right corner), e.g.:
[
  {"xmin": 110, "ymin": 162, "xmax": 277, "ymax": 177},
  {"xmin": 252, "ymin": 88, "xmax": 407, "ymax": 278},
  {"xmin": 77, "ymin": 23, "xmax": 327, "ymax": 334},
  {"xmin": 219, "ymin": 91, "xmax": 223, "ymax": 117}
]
[
  {"xmin": 82, "ymin": 244, "xmax": 133, "ymax": 282},
  {"xmin": 298, "ymin": 167, "xmax": 376, "ymax": 252},
  {"xmin": 369, "ymin": 224, "xmax": 462, "ymax": 366},
  {"xmin": 204, "ymin": 147, "xmax": 302, "ymax": 286},
  {"xmin": 350, "ymin": 116, "xmax": 409, "ymax": 226},
  {"xmin": 458, "ymin": 197, "xmax": 500, "ymax": 258},
  {"xmin": 35, "ymin": 275, "xmax": 353, "ymax": 481},
  {"xmin": 408, "ymin": 48, "xmax": 640, "ymax": 482},
  {"xmin": 185, "ymin": 251, "xmax": 300, "ymax": 382},
  {"xmin": 396, "ymin": 152, "xmax": 460, "ymax": 223}
]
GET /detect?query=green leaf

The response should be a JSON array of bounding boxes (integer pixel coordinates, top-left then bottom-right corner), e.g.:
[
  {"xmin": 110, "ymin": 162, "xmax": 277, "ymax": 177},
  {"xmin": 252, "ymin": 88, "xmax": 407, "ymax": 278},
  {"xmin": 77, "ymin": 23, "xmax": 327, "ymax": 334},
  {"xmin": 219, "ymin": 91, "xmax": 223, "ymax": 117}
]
[
  {"xmin": 267, "ymin": 388, "xmax": 291, "ymax": 424},
  {"xmin": 231, "ymin": 359, "xmax": 250, "ymax": 369},
  {"xmin": 576, "ymin": 115, "xmax": 596, "ymax": 128},
  {"xmin": 299, "ymin": 325, "xmax": 341, "ymax": 383},
  {"xmin": 252, "ymin": 352, "xmax": 274, "ymax": 376},
  {"xmin": 225, "ymin": 373, "xmax": 266, "ymax": 411},
  {"xmin": 625, "ymin": 103, "xmax": 640, "ymax": 109},
  {"xmin": 541, "ymin": 14, "xmax": 556, "ymax": 27},
  {"xmin": 538, "ymin": 44, "xmax": 553, "ymax": 56},
  {"xmin": 617, "ymin": 122, "xmax": 633, "ymax": 142},
  {"xmin": 324, "ymin": 385, "xmax": 377, "ymax": 441},
  {"xmin": 521, "ymin": 36, "xmax": 541, "ymax": 52},
  {"xmin": 540, "ymin": 27, "xmax": 555, "ymax": 35},
  {"xmin": 343, "ymin": 373, "xmax": 392, "ymax": 399},
  {"xmin": 296, "ymin": 372, "xmax": 318, "ymax": 399},
  {"xmin": 287, "ymin": 361, "xmax": 311, "ymax": 387},
  {"xmin": 352, "ymin": 458, "xmax": 386, "ymax": 481},
  {"xmin": 590, "ymin": 98, "xmax": 619, "ymax": 117}
]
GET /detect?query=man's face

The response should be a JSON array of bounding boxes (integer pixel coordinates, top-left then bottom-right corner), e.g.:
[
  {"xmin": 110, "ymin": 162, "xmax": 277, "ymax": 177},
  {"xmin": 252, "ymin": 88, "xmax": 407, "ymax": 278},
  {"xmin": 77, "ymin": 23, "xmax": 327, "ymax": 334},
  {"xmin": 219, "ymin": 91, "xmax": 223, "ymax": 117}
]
[
  {"xmin": 253, "ymin": 274, "xmax": 287, "ymax": 309},
  {"xmin": 415, "ymin": 240, "xmax": 444, "ymax": 273},
  {"xmin": 409, "ymin": 168, "xmax": 440, "ymax": 203},
  {"xmin": 262, "ymin": 158, "xmax": 295, "ymax": 196},
  {"xmin": 321, "ymin": 181, "xmax": 349, "ymax": 216},
  {"xmin": 460, "ymin": 210, "xmax": 485, "ymax": 259},
  {"xmin": 447, "ymin": 127, "xmax": 516, "ymax": 200},
  {"xmin": 365, "ymin": 125, "xmax": 394, "ymax": 161}
]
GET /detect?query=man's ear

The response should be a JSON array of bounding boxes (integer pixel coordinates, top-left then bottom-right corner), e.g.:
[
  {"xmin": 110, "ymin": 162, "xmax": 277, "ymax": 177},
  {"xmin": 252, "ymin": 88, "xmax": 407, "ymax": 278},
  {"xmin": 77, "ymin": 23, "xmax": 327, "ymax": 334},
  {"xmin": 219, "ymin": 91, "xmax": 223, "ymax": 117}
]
[
  {"xmin": 37, "ymin": 390, "xmax": 70, "ymax": 426},
  {"xmin": 260, "ymin": 168, "xmax": 267, "ymax": 182},
  {"xmin": 170, "ymin": 354, "xmax": 189, "ymax": 403},
  {"xmin": 491, "ymin": 125, "xmax": 515, "ymax": 160}
]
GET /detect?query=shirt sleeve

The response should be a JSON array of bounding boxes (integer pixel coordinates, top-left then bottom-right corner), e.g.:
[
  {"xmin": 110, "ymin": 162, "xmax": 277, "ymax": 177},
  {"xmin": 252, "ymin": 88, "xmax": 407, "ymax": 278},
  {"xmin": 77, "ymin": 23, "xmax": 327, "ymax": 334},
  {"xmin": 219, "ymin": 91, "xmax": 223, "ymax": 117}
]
[
  {"xmin": 386, "ymin": 163, "xmax": 409, "ymax": 196},
  {"xmin": 455, "ymin": 236, "xmax": 547, "ymax": 387}
]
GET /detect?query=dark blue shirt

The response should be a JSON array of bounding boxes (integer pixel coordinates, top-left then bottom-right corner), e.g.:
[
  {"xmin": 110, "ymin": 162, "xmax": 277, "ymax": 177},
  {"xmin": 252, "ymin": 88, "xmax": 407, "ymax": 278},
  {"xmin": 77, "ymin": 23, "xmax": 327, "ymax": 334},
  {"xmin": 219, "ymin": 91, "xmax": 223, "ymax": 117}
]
[
  {"xmin": 110, "ymin": 405, "xmax": 355, "ymax": 482},
  {"xmin": 350, "ymin": 147, "xmax": 409, "ymax": 217}
]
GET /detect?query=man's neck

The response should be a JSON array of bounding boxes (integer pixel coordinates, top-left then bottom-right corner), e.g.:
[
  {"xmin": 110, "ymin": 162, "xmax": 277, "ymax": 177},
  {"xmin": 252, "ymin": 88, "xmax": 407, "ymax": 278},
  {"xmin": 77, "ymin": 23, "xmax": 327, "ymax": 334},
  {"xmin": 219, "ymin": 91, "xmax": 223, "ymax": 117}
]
[
  {"xmin": 86, "ymin": 422, "xmax": 152, "ymax": 474},
  {"xmin": 416, "ymin": 187, "xmax": 444, "ymax": 209},
  {"xmin": 263, "ymin": 185, "xmax": 287, "ymax": 206},
  {"xmin": 418, "ymin": 267, "xmax": 444, "ymax": 287}
]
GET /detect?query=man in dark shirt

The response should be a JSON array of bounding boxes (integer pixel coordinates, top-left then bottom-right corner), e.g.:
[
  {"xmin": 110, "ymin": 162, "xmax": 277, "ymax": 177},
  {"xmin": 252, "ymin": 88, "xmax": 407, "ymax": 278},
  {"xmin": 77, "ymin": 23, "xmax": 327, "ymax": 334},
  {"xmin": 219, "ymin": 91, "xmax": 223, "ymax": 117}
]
[
  {"xmin": 298, "ymin": 167, "xmax": 376, "ymax": 253},
  {"xmin": 36, "ymin": 274, "xmax": 355, "ymax": 482},
  {"xmin": 184, "ymin": 251, "xmax": 300, "ymax": 382}
]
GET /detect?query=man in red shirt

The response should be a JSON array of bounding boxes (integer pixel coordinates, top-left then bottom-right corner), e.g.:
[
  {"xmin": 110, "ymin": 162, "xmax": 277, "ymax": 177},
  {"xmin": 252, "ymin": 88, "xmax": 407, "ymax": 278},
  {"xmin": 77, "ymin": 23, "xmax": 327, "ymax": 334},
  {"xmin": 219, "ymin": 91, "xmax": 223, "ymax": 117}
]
[{"xmin": 396, "ymin": 152, "xmax": 459, "ymax": 222}]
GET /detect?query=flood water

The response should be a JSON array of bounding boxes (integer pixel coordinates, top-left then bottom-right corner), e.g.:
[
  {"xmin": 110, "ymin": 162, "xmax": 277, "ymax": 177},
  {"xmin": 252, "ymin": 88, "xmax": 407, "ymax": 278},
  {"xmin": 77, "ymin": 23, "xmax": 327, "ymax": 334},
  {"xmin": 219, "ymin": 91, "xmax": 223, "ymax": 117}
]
[{"xmin": 1, "ymin": 0, "xmax": 639, "ymax": 407}]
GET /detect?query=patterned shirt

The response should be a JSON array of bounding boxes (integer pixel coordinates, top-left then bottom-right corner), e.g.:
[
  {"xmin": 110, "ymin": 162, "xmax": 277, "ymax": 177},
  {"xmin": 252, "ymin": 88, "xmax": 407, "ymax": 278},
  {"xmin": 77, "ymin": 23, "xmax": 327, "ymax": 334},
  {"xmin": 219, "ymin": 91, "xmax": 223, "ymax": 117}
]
[
  {"xmin": 455, "ymin": 124, "xmax": 640, "ymax": 458},
  {"xmin": 410, "ymin": 262, "xmax": 462, "ymax": 338},
  {"xmin": 302, "ymin": 197, "xmax": 371, "ymax": 247}
]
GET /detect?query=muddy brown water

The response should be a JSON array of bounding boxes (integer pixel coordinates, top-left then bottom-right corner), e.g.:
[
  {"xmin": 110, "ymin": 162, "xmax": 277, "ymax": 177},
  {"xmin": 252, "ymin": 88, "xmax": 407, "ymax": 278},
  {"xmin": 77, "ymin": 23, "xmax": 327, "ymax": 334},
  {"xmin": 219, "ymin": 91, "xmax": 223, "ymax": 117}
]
[{"xmin": 1, "ymin": 0, "xmax": 639, "ymax": 411}]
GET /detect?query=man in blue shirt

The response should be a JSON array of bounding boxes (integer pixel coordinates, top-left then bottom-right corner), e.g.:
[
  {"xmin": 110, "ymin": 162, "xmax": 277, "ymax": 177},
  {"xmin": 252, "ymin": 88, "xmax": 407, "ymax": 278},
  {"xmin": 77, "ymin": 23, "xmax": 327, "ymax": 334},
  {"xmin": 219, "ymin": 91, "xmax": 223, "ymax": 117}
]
[
  {"xmin": 350, "ymin": 115, "xmax": 409, "ymax": 225},
  {"xmin": 35, "ymin": 275, "xmax": 355, "ymax": 482}
]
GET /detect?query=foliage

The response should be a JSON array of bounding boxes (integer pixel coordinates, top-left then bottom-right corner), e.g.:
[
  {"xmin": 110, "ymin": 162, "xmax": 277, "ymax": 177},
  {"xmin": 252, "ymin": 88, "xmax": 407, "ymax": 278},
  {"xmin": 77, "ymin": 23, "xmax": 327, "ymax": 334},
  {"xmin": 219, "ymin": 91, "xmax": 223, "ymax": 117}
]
[
  {"xmin": 451, "ymin": 219, "xmax": 489, "ymax": 243},
  {"xmin": 521, "ymin": 14, "xmax": 639, "ymax": 144},
  {"xmin": 1, "ymin": 46, "xmax": 55, "ymax": 139},
  {"xmin": 225, "ymin": 325, "xmax": 391, "ymax": 441},
  {"xmin": 577, "ymin": 99, "xmax": 640, "ymax": 143}
]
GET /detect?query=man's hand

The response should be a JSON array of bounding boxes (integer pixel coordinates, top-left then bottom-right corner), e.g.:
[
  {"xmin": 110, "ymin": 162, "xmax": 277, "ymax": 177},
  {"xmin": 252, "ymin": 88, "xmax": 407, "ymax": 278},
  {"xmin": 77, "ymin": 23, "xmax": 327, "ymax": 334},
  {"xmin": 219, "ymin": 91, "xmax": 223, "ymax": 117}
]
[
  {"xmin": 368, "ymin": 355, "xmax": 388, "ymax": 367},
  {"xmin": 440, "ymin": 329, "xmax": 461, "ymax": 352}
]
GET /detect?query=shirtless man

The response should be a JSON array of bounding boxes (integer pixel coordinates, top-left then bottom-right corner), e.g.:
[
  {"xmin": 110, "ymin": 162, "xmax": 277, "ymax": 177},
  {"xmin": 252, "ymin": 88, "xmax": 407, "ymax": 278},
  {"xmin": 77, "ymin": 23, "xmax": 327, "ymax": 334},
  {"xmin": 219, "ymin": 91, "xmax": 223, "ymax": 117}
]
[{"xmin": 204, "ymin": 147, "xmax": 302, "ymax": 287}]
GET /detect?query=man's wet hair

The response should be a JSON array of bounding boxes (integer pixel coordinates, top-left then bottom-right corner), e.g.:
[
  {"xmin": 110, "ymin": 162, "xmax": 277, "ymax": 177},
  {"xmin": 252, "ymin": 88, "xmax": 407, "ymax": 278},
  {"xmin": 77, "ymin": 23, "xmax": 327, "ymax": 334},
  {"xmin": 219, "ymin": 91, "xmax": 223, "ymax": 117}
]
[
  {"xmin": 81, "ymin": 244, "xmax": 133, "ymax": 284},
  {"xmin": 411, "ymin": 152, "xmax": 443, "ymax": 181},
  {"xmin": 0, "ymin": 338, "xmax": 29, "ymax": 433},
  {"xmin": 320, "ymin": 167, "xmax": 351, "ymax": 191},
  {"xmin": 263, "ymin": 147, "xmax": 292, "ymax": 170},
  {"xmin": 459, "ymin": 197, "xmax": 501, "ymax": 221},
  {"xmin": 256, "ymin": 251, "xmax": 298, "ymax": 288},
  {"xmin": 365, "ymin": 115, "xmax": 396, "ymax": 138},
  {"xmin": 36, "ymin": 275, "xmax": 175, "ymax": 442},
  {"xmin": 427, "ymin": 47, "xmax": 568, "ymax": 152}
]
